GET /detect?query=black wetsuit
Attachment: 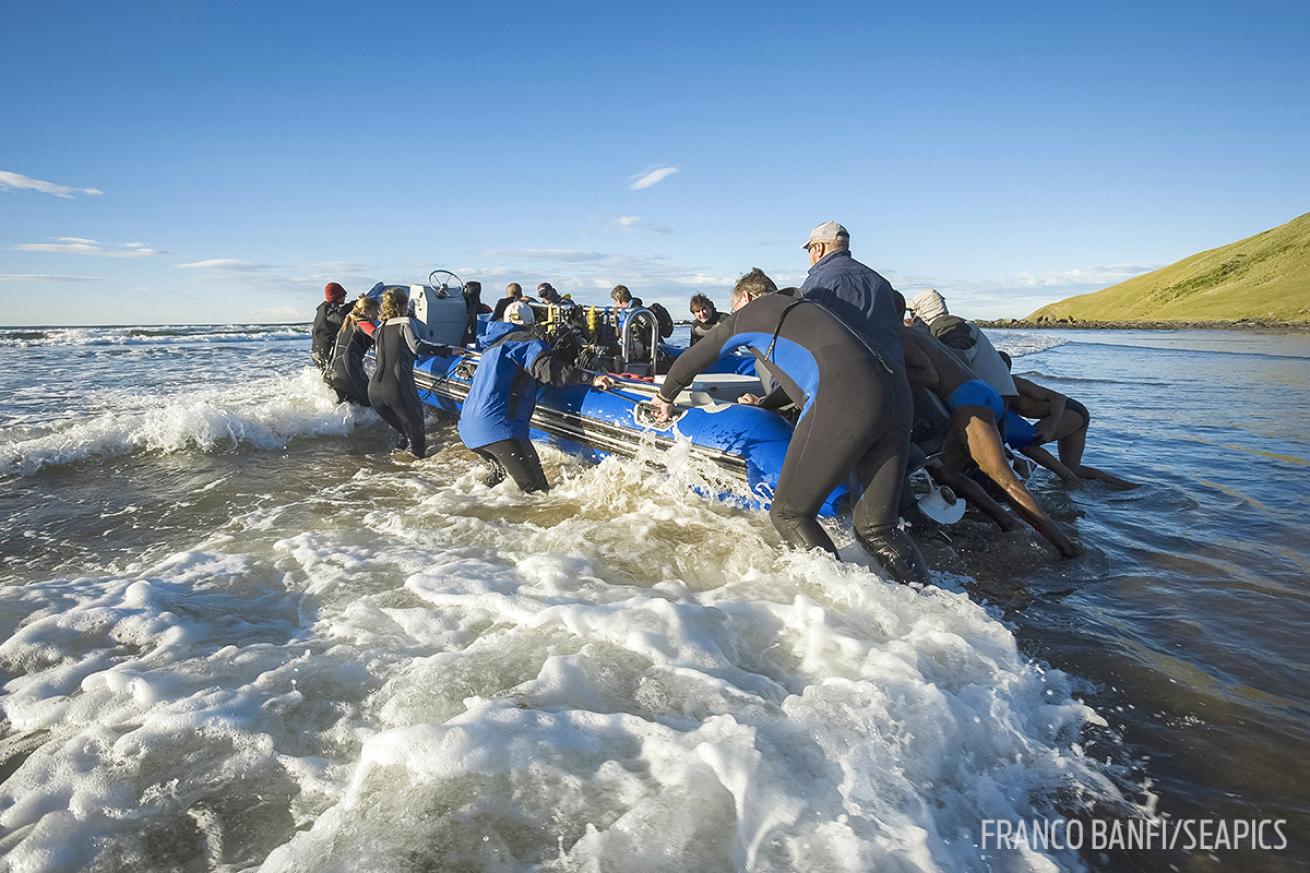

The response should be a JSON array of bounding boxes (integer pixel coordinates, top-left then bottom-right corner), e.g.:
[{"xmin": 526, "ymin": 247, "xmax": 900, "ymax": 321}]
[
  {"xmin": 368, "ymin": 317, "xmax": 427, "ymax": 458},
  {"xmin": 326, "ymin": 321, "xmax": 375, "ymax": 406},
  {"xmin": 689, "ymin": 310, "xmax": 727, "ymax": 345},
  {"xmin": 658, "ymin": 294, "xmax": 928, "ymax": 584},
  {"xmin": 311, "ymin": 300, "xmax": 351, "ymax": 370},
  {"xmin": 491, "ymin": 297, "xmax": 518, "ymax": 321},
  {"xmin": 474, "ymin": 439, "xmax": 550, "ymax": 493}
]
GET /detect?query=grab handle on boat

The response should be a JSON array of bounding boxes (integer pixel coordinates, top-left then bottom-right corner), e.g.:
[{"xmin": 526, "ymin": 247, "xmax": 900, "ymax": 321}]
[{"xmin": 633, "ymin": 401, "xmax": 683, "ymax": 429}]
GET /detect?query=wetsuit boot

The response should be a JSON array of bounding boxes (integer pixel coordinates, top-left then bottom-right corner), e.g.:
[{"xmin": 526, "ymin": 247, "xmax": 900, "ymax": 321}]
[{"xmin": 855, "ymin": 526, "xmax": 931, "ymax": 586}]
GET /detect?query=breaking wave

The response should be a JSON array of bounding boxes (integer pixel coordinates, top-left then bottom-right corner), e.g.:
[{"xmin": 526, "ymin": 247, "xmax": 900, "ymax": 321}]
[
  {"xmin": 0, "ymin": 324, "xmax": 309, "ymax": 349},
  {"xmin": 0, "ymin": 368, "xmax": 361, "ymax": 477}
]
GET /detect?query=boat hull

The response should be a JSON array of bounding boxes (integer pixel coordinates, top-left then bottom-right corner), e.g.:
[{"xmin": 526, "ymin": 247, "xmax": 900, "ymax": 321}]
[{"xmin": 412, "ymin": 351, "xmax": 848, "ymax": 516}]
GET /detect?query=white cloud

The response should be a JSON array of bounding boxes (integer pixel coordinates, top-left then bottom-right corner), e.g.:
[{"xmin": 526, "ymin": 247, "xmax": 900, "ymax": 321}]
[
  {"xmin": 17, "ymin": 237, "xmax": 166, "ymax": 257},
  {"xmin": 0, "ymin": 170, "xmax": 104, "ymax": 198},
  {"xmin": 628, "ymin": 166, "xmax": 679, "ymax": 190},
  {"xmin": 612, "ymin": 215, "xmax": 673, "ymax": 234},
  {"xmin": 177, "ymin": 258, "xmax": 276, "ymax": 272},
  {"xmin": 481, "ymin": 248, "xmax": 608, "ymax": 263},
  {"xmin": 0, "ymin": 273, "xmax": 102, "ymax": 283},
  {"xmin": 301, "ymin": 260, "xmax": 373, "ymax": 276},
  {"xmin": 673, "ymin": 273, "xmax": 739, "ymax": 287},
  {"xmin": 1012, "ymin": 264, "xmax": 1156, "ymax": 288}
]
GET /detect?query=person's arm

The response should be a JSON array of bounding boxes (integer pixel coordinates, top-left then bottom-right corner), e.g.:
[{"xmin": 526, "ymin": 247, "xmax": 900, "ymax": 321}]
[
  {"xmin": 740, "ymin": 384, "xmax": 791, "ymax": 410},
  {"xmin": 398, "ymin": 319, "xmax": 421, "ymax": 355},
  {"xmin": 656, "ymin": 314, "xmax": 738, "ymax": 403},
  {"xmin": 527, "ymin": 346, "xmax": 590, "ymax": 387},
  {"xmin": 650, "ymin": 314, "xmax": 741, "ymax": 420},
  {"xmin": 903, "ymin": 332, "xmax": 939, "ymax": 389},
  {"xmin": 526, "ymin": 341, "xmax": 613, "ymax": 390}
]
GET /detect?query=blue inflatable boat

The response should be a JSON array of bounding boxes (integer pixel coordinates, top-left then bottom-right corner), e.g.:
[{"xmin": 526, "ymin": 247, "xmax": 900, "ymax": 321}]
[{"xmin": 369, "ymin": 272, "xmax": 964, "ymax": 522}]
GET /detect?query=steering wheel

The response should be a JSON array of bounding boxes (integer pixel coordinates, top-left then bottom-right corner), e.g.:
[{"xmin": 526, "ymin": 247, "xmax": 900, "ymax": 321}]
[{"xmin": 427, "ymin": 269, "xmax": 464, "ymax": 297}]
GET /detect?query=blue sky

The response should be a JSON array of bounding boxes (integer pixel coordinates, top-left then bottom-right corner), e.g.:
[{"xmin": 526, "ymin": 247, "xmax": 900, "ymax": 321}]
[{"xmin": 2, "ymin": 1, "xmax": 1307, "ymax": 325}]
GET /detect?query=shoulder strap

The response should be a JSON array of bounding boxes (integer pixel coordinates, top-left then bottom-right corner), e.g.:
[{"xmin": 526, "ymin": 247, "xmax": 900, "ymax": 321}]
[
  {"xmin": 768, "ymin": 295, "xmax": 894, "ymax": 374},
  {"xmin": 763, "ymin": 298, "xmax": 810, "ymax": 362}
]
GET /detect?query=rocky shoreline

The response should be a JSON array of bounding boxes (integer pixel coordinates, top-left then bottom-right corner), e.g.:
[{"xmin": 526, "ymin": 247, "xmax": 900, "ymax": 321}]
[{"xmin": 977, "ymin": 317, "xmax": 1310, "ymax": 332}]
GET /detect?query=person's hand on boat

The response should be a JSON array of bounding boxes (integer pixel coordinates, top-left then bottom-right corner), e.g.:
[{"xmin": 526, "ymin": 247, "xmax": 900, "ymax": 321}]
[
  {"xmin": 591, "ymin": 374, "xmax": 615, "ymax": 390},
  {"xmin": 650, "ymin": 396, "xmax": 676, "ymax": 421},
  {"xmin": 739, "ymin": 392, "xmax": 761, "ymax": 406}
]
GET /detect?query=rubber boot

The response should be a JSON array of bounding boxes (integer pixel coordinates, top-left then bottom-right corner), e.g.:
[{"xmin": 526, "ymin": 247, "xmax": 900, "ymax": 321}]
[{"xmin": 856, "ymin": 526, "xmax": 931, "ymax": 586}]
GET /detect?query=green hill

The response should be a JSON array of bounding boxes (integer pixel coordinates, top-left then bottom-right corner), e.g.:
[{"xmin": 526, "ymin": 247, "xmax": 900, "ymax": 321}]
[{"xmin": 1028, "ymin": 211, "xmax": 1310, "ymax": 323}]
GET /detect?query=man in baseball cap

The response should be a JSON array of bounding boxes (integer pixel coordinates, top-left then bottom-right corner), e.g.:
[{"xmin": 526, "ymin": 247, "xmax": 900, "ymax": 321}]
[
  {"xmin": 801, "ymin": 220, "xmax": 850, "ymax": 251},
  {"xmin": 798, "ymin": 220, "xmax": 904, "ymax": 373}
]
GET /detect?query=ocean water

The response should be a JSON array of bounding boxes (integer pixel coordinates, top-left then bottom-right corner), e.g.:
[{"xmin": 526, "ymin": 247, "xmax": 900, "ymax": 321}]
[{"xmin": 0, "ymin": 323, "xmax": 1305, "ymax": 872}]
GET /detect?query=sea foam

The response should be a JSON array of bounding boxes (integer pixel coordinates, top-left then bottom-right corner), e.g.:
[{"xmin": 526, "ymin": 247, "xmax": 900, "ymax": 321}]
[{"xmin": 0, "ymin": 445, "xmax": 1134, "ymax": 872}]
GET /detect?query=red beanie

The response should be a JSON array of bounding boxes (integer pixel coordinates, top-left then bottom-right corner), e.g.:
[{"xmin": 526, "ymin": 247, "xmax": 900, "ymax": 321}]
[{"xmin": 324, "ymin": 282, "xmax": 347, "ymax": 302}]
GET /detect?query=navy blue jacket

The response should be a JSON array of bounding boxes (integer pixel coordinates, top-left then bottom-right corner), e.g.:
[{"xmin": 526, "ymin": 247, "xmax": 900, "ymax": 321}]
[
  {"xmin": 799, "ymin": 250, "xmax": 904, "ymax": 372},
  {"xmin": 458, "ymin": 321, "xmax": 590, "ymax": 449}
]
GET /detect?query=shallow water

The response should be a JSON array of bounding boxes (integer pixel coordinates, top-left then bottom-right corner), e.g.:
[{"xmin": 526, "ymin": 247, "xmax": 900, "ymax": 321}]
[{"xmin": 0, "ymin": 324, "xmax": 1305, "ymax": 872}]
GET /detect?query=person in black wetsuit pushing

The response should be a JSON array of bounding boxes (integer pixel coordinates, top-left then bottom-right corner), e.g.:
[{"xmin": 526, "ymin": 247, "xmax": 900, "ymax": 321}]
[
  {"xmin": 311, "ymin": 282, "xmax": 352, "ymax": 370},
  {"xmin": 368, "ymin": 288, "xmax": 430, "ymax": 458},
  {"xmin": 326, "ymin": 295, "xmax": 380, "ymax": 405},
  {"xmin": 650, "ymin": 270, "xmax": 930, "ymax": 585}
]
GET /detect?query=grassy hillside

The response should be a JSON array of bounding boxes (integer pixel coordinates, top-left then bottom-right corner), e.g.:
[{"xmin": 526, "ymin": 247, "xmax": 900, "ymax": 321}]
[{"xmin": 1028, "ymin": 211, "xmax": 1310, "ymax": 323}]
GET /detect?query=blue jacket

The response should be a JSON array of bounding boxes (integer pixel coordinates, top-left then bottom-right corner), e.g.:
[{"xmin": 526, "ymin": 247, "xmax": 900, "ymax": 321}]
[
  {"xmin": 458, "ymin": 321, "xmax": 588, "ymax": 449},
  {"xmin": 799, "ymin": 250, "xmax": 904, "ymax": 372}
]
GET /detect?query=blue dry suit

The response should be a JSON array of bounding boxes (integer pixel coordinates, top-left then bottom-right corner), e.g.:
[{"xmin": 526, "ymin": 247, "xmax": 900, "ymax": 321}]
[
  {"xmin": 800, "ymin": 250, "xmax": 905, "ymax": 373},
  {"xmin": 458, "ymin": 321, "xmax": 591, "ymax": 450}
]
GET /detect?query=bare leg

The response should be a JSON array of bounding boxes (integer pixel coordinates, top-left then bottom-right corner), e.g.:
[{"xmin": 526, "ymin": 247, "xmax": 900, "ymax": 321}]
[
  {"xmin": 957, "ymin": 408, "xmax": 1080, "ymax": 558},
  {"xmin": 1053, "ymin": 407, "xmax": 1137, "ymax": 489},
  {"xmin": 1055, "ymin": 415, "xmax": 1089, "ymax": 469},
  {"xmin": 1074, "ymin": 464, "xmax": 1140, "ymax": 489},
  {"xmin": 1022, "ymin": 445, "xmax": 1081, "ymax": 486}
]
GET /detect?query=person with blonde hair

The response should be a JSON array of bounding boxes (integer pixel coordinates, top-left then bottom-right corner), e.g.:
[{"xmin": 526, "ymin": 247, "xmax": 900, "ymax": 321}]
[
  {"xmin": 367, "ymin": 288, "xmax": 429, "ymax": 457},
  {"xmin": 326, "ymin": 295, "xmax": 380, "ymax": 405}
]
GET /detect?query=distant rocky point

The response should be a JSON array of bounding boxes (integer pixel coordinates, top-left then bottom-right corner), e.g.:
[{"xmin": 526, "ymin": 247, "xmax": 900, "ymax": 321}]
[{"xmin": 978, "ymin": 317, "xmax": 1310, "ymax": 332}]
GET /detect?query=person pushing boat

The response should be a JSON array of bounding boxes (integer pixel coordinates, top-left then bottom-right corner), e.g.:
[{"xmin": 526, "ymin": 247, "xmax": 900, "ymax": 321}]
[
  {"xmin": 326, "ymin": 295, "xmax": 379, "ymax": 406},
  {"xmin": 368, "ymin": 288, "xmax": 430, "ymax": 458},
  {"xmin": 650, "ymin": 269, "xmax": 929, "ymax": 585},
  {"xmin": 311, "ymin": 282, "xmax": 353, "ymax": 371},
  {"xmin": 901, "ymin": 309, "xmax": 1080, "ymax": 557},
  {"xmin": 459, "ymin": 303, "xmax": 615, "ymax": 492}
]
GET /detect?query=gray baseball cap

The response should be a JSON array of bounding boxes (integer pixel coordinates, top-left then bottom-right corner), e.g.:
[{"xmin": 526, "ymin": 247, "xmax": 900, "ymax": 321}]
[{"xmin": 802, "ymin": 220, "xmax": 850, "ymax": 249}]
